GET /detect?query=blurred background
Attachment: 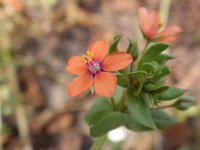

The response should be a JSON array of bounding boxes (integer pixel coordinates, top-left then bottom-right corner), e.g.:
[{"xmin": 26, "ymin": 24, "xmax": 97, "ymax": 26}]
[{"xmin": 0, "ymin": 0, "xmax": 200, "ymax": 150}]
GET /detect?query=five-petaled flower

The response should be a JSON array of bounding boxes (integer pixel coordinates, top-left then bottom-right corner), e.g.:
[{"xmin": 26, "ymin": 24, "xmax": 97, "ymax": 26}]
[
  {"xmin": 66, "ymin": 40, "xmax": 133, "ymax": 97},
  {"xmin": 139, "ymin": 7, "xmax": 183, "ymax": 42}
]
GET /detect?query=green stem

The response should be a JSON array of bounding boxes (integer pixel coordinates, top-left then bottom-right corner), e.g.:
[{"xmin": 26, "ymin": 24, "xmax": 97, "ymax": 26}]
[
  {"xmin": 130, "ymin": 62, "xmax": 134, "ymax": 72},
  {"xmin": 155, "ymin": 104, "xmax": 174, "ymax": 110},
  {"xmin": 135, "ymin": 79, "xmax": 145, "ymax": 96},
  {"xmin": 138, "ymin": 41, "xmax": 150, "ymax": 61},
  {"xmin": 133, "ymin": 41, "xmax": 150, "ymax": 95},
  {"xmin": 91, "ymin": 134, "xmax": 107, "ymax": 150},
  {"xmin": 134, "ymin": 41, "xmax": 150, "ymax": 68}
]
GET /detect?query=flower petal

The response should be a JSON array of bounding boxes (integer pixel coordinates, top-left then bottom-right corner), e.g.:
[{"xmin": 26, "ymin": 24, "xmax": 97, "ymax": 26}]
[
  {"xmin": 147, "ymin": 11, "xmax": 161, "ymax": 38},
  {"xmin": 162, "ymin": 26, "xmax": 183, "ymax": 36},
  {"xmin": 139, "ymin": 7, "xmax": 161, "ymax": 39},
  {"xmin": 67, "ymin": 72, "xmax": 93, "ymax": 97},
  {"xmin": 89, "ymin": 40, "xmax": 109, "ymax": 62},
  {"xmin": 66, "ymin": 56, "xmax": 88, "ymax": 75},
  {"xmin": 159, "ymin": 26, "xmax": 183, "ymax": 42},
  {"xmin": 94, "ymin": 72, "xmax": 117, "ymax": 97},
  {"xmin": 160, "ymin": 36, "xmax": 176, "ymax": 43},
  {"xmin": 139, "ymin": 7, "xmax": 149, "ymax": 33},
  {"xmin": 102, "ymin": 52, "xmax": 133, "ymax": 72}
]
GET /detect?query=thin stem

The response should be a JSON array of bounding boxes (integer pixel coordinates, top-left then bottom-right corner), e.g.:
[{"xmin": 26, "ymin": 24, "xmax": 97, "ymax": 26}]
[
  {"xmin": 135, "ymin": 79, "xmax": 145, "ymax": 96},
  {"xmin": 132, "ymin": 41, "xmax": 150, "ymax": 95},
  {"xmin": 154, "ymin": 104, "xmax": 174, "ymax": 110},
  {"xmin": 91, "ymin": 134, "xmax": 107, "ymax": 150},
  {"xmin": 134, "ymin": 41, "xmax": 150, "ymax": 68},
  {"xmin": 138, "ymin": 41, "xmax": 150, "ymax": 61},
  {"xmin": 142, "ymin": 41, "xmax": 150, "ymax": 54},
  {"xmin": 130, "ymin": 61, "xmax": 134, "ymax": 72}
]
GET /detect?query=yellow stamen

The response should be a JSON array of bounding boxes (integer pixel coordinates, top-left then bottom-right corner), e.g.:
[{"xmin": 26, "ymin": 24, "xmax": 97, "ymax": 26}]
[
  {"xmin": 81, "ymin": 51, "xmax": 94, "ymax": 64},
  {"xmin": 86, "ymin": 51, "xmax": 94, "ymax": 58},
  {"xmin": 81, "ymin": 55, "xmax": 87, "ymax": 58}
]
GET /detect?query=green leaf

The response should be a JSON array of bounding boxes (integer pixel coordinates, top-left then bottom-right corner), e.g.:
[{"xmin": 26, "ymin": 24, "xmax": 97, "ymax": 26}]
[
  {"xmin": 126, "ymin": 87, "xmax": 158, "ymax": 130},
  {"xmin": 156, "ymin": 64, "xmax": 171, "ymax": 78},
  {"xmin": 127, "ymin": 39, "xmax": 138, "ymax": 60},
  {"xmin": 116, "ymin": 71, "xmax": 147, "ymax": 85},
  {"xmin": 85, "ymin": 97, "xmax": 113, "ymax": 125},
  {"xmin": 173, "ymin": 96, "xmax": 196, "ymax": 110},
  {"xmin": 151, "ymin": 110, "xmax": 177, "ymax": 129},
  {"xmin": 125, "ymin": 114, "xmax": 151, "ymax": 131},
  {"xmin": 141, "ymin": 62, "xmax": 158, "ymax": 78},
  {"xmin": 144, "ymin": 82, "xmax": 168, "ymax": 92},
  {"xmin": 155, "ymin": 87, "xmax": 185, "ymax": 101},
  {"xmin": 155, "ymin": 54, "xmax": 175, "ymax": 64},
  {"xmin": 133, "ymin": 71, "xmax": 148, "ymax": 83},
  {"xmin": 90, "ymin": 112, "xmax": 126, "ymax": 137},
  {"xmin": 139, "ymin": 43, "xmax": 169, "ymax": 68},
  {"xmin": 109, "ymin": 34, "xmax": 123, "ymax": 54},
  {"xmin": 153, "ymin": 86, "xmax": 169, "ymax": 93},
  {"xmin": 116, "ymin": 75, "xmax": 129, "ymax": 87}
]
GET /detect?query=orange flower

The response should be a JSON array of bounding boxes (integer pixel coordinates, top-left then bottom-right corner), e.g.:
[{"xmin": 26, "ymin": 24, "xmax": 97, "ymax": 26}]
[
  {"xmin": 139, "ymin": 7, "xmax": 183, "ymax": 42},
  {"xmin": 66, "ymin": 40, "xmax": 133, "ymax": 97}
]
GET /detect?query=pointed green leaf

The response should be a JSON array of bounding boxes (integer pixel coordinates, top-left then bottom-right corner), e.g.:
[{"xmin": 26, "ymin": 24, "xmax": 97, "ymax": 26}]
[
  {"xmin": 155, "ymin": 54, "xmax": 175, "ymax": 64},
  {"xmin": 156, "ymin": 64, "xmax": 171, "ymax": 78},
  {"xmin": 144, "ymin": 82, "xmax": 168, "ymax": 92},
  {"xmin": 139, "ymin": 43, "xmax": 169, "ymax": 68},
  {"xmin": 109, "ymin": 34, "xmax": 122, "ymax": 54},
  {"xmin": 126, "ymin": 87, "xmax": 158, "ymax": 130},
  {"xmin": 127, "ymin": 39, "xmax": 139, "ymax": 60},
  {"xmin": 155, "ymin": 87, "xmax": 185, "ymax": 101}
]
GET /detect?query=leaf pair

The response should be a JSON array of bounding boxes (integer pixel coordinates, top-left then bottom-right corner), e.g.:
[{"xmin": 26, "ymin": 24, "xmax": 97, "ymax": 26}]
[
  {"xmin": 85, "ymin": 95, "xmax": 177, "ymax": 137},
  {"xmin": 126, "ymin": 87, "xmax": 177, "ymax": 130},
  {"xmin": 85, "ymin": 97, "xmax": 125, "ymax": 137}
]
